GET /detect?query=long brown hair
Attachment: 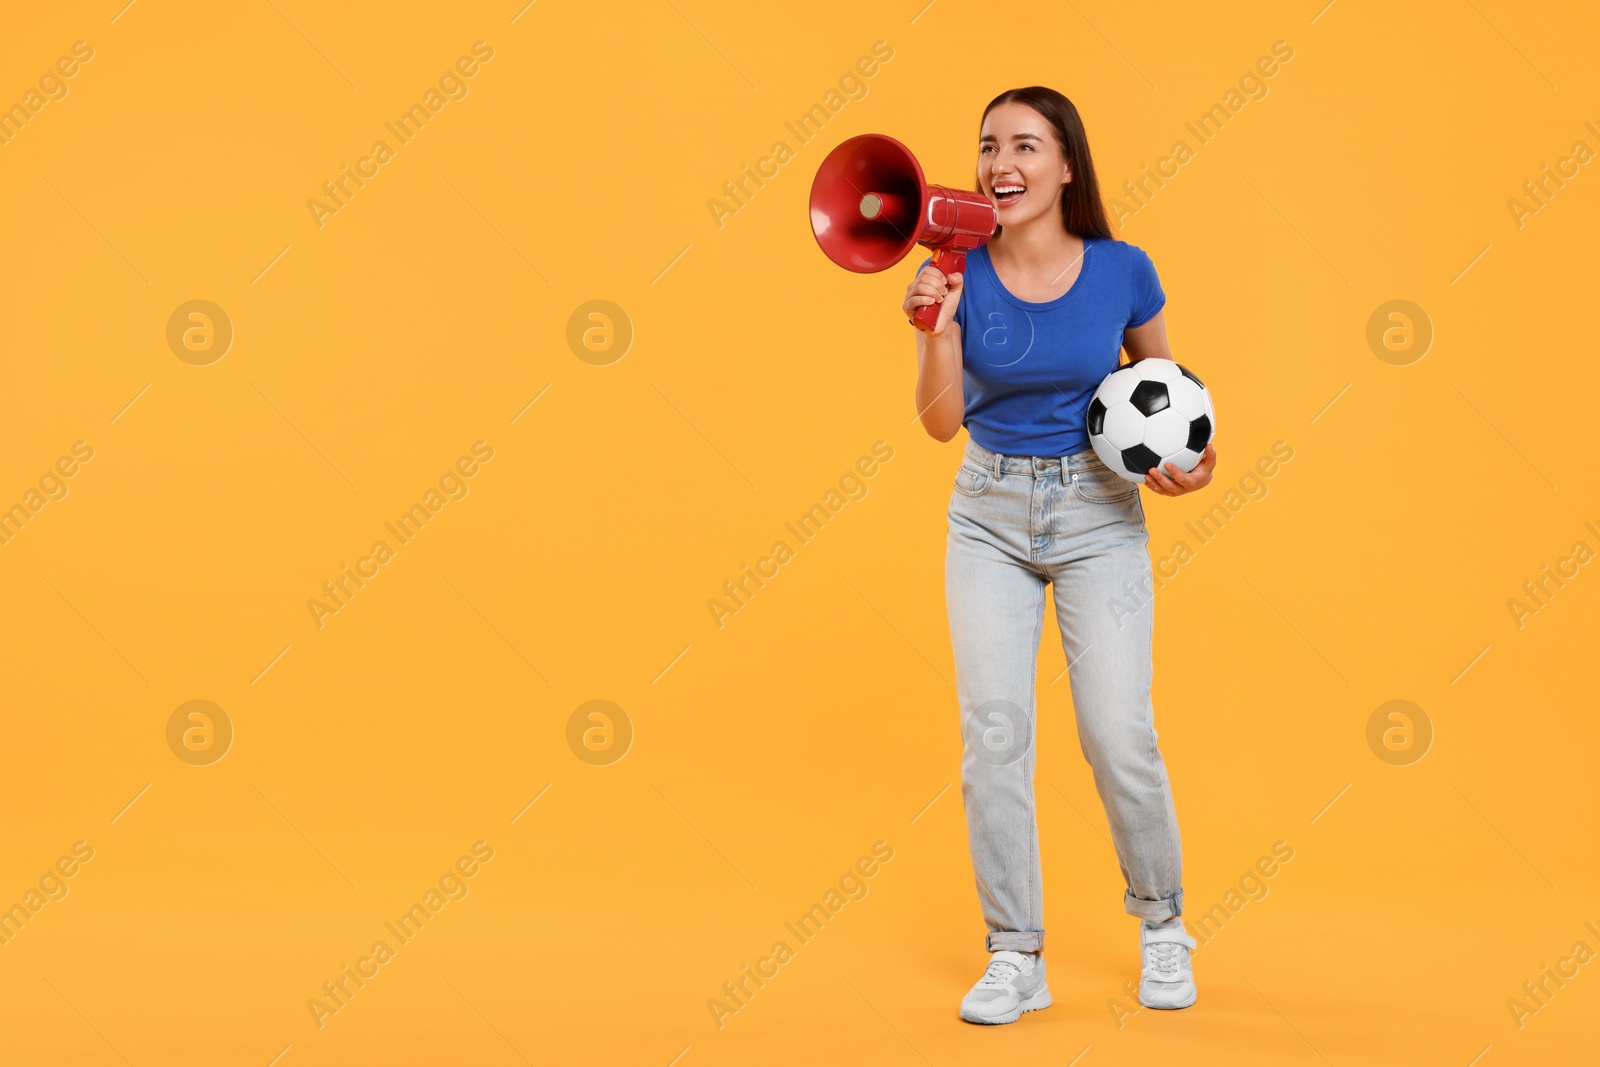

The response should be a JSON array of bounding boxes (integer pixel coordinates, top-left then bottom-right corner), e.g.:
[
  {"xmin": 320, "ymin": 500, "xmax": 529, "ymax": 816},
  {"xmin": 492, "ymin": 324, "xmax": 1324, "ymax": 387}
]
[{"xmin": 977, "ymin": 86, "xmax": 1114, "ymax": 240}]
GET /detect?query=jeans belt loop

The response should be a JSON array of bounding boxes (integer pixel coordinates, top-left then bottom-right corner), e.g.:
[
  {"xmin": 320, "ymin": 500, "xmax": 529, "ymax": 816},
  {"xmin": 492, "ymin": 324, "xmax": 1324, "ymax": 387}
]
[
  {"xmin": 1061, "ymin": 455, "xmax": 1070, "ymax": 486},
  {"xmin": 990, "ymin": 451, "xmax": 1002, "ymax": 481}
]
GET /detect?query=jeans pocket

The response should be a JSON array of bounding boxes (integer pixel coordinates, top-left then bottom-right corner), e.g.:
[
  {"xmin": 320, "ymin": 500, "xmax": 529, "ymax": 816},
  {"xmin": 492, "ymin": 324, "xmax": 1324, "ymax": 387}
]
[
  {"xmin": 954, "ymin": 463, "xmax": 992, "ymax": 498},
  {"xmin": 1073, "ymin": 463, "xmax": 1139, "ymax": 504}
]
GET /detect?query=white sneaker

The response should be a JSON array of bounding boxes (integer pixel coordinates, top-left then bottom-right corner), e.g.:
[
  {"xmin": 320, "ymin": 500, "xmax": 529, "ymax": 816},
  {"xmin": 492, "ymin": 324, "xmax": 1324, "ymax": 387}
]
[
  {"xmin": 1138, "ymin": 920, "xmax": 1197, "ymax": 1009},
  {"xmin": 959, "ymin": 950, "xmax": 1051, "ymax": 1024}
]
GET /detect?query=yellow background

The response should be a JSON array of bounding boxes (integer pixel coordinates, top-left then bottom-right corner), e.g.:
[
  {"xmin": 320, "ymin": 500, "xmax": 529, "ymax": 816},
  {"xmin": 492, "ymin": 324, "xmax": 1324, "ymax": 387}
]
[{"xmin": 1, "ymin": 1, "xmax": 1595, "ymax": 1064}]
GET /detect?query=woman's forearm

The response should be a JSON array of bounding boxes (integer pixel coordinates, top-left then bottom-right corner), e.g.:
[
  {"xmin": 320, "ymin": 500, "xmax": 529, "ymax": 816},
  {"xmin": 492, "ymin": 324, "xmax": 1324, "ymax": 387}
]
[{"xmin": 915, "ymin": 327, "xmax": 965, "ymax": 442}]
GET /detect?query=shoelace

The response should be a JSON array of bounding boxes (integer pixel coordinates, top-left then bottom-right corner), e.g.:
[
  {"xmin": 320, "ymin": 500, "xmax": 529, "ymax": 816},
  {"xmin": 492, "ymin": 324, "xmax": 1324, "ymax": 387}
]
[
  {"xmin": 1146, "ymin": 941, "xmax": 1183, "ymax": 981},
  {"xmin": 976, "ymin": 959, "xmax": 1023, "ymax": 988}
]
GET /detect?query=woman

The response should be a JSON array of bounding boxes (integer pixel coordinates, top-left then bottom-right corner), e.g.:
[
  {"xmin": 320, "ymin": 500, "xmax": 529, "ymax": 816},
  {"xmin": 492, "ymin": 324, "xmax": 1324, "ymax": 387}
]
[{"xmin": 902, "ymin": 86, "xmax": 1218, "ymax": 1025}]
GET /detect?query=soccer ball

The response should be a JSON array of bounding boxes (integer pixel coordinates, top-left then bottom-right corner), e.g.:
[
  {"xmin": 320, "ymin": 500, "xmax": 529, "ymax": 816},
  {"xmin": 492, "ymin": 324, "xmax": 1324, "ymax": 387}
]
[{"xmin": 1086, "ymin": 358, "xmax": 1215, "ymax": 483}]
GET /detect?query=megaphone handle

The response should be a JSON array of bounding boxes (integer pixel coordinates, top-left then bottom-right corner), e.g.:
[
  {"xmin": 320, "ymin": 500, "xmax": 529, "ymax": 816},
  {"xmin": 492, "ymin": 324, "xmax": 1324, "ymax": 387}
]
[{"xmin": 911, "ymin": 248, "xmax": 969, "ymax": 333}]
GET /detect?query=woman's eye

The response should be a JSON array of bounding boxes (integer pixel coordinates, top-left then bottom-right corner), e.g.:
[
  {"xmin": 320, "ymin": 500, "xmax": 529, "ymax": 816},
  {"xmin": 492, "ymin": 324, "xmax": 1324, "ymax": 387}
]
[{"xmin": 1020, "ymin": 144, "xmax": 1033, "ymax": 151}]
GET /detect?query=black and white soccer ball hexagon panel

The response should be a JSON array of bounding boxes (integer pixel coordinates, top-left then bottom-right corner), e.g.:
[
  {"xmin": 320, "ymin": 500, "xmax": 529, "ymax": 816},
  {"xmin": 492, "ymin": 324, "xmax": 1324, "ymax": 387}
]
[{"xmin": 1085, "ymin": 358, "xmax": 1215, "ymax": 484}]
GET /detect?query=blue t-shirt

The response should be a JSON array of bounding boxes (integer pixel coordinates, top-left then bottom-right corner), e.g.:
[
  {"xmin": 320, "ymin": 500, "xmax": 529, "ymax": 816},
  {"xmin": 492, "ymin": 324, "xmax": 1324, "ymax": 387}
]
[{"xmin": 919, "ymin": 237, "xmax": 1165, "ymax": 457}]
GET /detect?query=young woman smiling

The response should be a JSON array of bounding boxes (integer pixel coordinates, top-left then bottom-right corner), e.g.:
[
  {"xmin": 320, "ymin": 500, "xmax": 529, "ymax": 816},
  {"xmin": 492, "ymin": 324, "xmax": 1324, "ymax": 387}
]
[{"xmin": 902, "ymin": 86, "xmax": 1218, "ymax": 1025}]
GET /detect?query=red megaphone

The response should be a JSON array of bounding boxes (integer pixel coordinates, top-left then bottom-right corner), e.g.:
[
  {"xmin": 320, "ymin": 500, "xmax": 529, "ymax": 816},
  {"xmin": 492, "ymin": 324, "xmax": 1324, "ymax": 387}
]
[{"xmin": 809, "ymin": 133, "xmax": 997, "ymax": 333}]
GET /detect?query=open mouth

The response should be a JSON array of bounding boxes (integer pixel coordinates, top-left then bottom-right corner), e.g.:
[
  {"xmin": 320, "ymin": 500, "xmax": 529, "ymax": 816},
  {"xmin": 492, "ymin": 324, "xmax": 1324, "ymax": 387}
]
[{"xmin": 994, "ymin": 183, "xmax": 1025, "ymax": 208}]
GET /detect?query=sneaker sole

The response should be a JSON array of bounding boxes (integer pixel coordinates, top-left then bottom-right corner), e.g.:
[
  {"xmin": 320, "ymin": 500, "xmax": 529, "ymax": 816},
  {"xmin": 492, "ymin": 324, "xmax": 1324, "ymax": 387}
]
[
  {"xmin": 1138, "ymin": 988, "xmax": 1196, "ymax": 1010},
  {"xmin": 961, "ymin": 985, "xmax": 1053, "ymax": 1025}
]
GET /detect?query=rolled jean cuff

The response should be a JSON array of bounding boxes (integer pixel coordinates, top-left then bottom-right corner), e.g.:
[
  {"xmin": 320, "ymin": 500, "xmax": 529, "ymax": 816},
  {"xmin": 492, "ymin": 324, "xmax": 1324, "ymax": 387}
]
[
  {"xmin": 986, "ymin": 929, "xmax": 1044, "ymax": 953},
  {"xmin": 1124, "ymin": 888, "xmax": 1183, "ymax": 922}
]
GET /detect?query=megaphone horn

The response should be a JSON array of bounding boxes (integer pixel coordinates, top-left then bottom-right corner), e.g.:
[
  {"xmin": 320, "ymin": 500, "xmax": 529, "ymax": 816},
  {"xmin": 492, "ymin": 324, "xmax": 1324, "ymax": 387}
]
[{"xmin": 809, "ymin": 133, "xmax": 997, "ymax": 333}]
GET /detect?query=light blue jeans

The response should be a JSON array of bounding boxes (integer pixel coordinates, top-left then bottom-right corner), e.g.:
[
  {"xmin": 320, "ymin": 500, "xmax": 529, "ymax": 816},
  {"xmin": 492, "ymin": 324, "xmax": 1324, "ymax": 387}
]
[{"xmin": 946, "ymin": 439, "xmax": 1185, "ymax": 953}]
